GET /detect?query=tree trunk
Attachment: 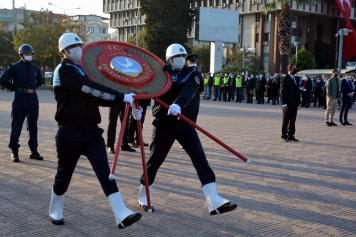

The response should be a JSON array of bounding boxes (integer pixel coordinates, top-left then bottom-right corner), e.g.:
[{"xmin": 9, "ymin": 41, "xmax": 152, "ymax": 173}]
[
  {"xmin": 278, "ymin": 3, "xmax": 292, "ymax": 74},
  {"xmin": 280, "ymin": 54, "xmax": 289, "ymax": 74}
]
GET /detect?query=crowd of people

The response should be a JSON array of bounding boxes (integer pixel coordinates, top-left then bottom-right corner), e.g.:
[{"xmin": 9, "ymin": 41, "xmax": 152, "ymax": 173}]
[{"xmin": 201, "ymin": 70, "xmax": 356, "ymax": 111}]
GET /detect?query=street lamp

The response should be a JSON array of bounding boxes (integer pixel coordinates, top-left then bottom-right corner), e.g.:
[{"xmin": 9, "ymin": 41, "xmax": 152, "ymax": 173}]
[
  {"xmin": 134, "ymin": 3, "xmax": 140, "ymax": 46},
  {"xmin": 336, "ymin": 28, "xmax": 352, "ymax": 76},
  {"xmin": 294, "ymin": 42, "xmax": 299, "ymax": 65},
  {"xmin": 48, "ymin": 2, "xmax": 80, "ymax": 15}
]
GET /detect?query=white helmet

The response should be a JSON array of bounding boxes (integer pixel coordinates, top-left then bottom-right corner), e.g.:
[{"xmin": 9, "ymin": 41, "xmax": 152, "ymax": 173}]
[
  {"xmin": 58, "ymin": 33, "xmax": 83, "ymax": 52},
  {"xmin": 166, "ymin": 43, "xmax": 187, "ymax": 60}
]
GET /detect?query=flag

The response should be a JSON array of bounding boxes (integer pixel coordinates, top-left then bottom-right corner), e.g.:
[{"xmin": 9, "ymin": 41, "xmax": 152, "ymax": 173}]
[{"xmin": 335, "ymin": 0, "xmax": 356, "ymax": 59}]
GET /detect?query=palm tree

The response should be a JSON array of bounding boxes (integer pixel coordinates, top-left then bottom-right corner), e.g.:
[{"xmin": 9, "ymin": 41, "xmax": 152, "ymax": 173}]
[{"xmin": 262, "ymin": 0, "xmax": 311, "ymax": 73}]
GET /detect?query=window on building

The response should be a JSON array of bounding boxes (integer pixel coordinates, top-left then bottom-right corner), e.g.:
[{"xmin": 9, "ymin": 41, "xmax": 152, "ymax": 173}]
[
  {"xmin": 103, "ymin": 29, "xmax": 107, "ymax": 34},
  {"xmin": 292, "ymin": 16, "xmax": 296, "ymax": 22},
  {"xmin": 264, "ymin": 33, "xmax": 270, "ymax": 41},
  {"xmin": 266, "ymin": 14, "xmax": 271, "ymax": 22},
  {"xmin": 256, "ymin": 14, "xmax": 261, "ymax": 22},
  {"xmin": 97, "ymin": 28, "xmax": 101, "ymax": 33},
  {"xmin": 298, "ymin": 18, "xmax": 302, "ymax": 26},
  {"xmin": 17, "ymin": 14, "xmax": 24, "ymax": 19},
  {"xmin": 88, "ymin": 27, "xmax": 94, "ymax": 33},
  {"xmin": 256, "ymin": 33, "xmax": 259, "ymax": 42}
]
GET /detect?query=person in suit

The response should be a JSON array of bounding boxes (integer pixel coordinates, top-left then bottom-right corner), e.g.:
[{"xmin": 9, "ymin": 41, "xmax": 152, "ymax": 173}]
[
  {"xmin": 270, "ymin": 74, "xmax": 280, "ymax": 105},
  {"xmin": 245, "ymin": 76, "xmax": 255, "ymax": 103},
  {"xmin": 280, "ymin": 63, "xmax": 301, "ymax": 142},
  {"xmin": 339, "ymin": 74, "xmax": 354, "ymax": 125},
  {"xmin": 301, "ymin": 74, "xmax": 313, "ymax": 108},
  {"xmin": 257, "ymin": 72, "xmax": 266, "ymax": 104}
]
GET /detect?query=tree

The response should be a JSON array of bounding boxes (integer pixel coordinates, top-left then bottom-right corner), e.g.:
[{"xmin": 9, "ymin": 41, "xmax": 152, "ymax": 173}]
[
  {"xmin": 139, "ymin": 0, "xmax": 194, "ymax": 60},
  {"xmin": 13, "ymin": 10, "xmax": 86, "ymax": 70},
  {"xmin": 305, "ymin": 40, "xmax": 331, "ymax": 69},
  {"xmin": 245, "ymin": 56, "xmax": 265, "ymax": 75},
  {"xmin": 262, "ymin": 0, "xmax": 311, "ymax": 73},
  {"xmin": 0, "ymin": 29, "xmax": 17, "ymax": 67},
  {"xmin": 191, "ymin": 45, "xmax": 210, "ymax": 72},
  {"xmin": 226, "ymin": 45, "xmax": 254, "ymax": 68},
  {"xmin": 127, "ymin": 28, "xmax": 147, "ymax": 48},
  {"xmin": 290, "ymin": 45, "xmax": 314, "ymax": 71}
]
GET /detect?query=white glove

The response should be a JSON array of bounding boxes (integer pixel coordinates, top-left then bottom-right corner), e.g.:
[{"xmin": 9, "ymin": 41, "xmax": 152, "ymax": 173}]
[
  {"xmin": 123, "ymin": 93, "xmax": 135, "ymax": 105},
  {"xmin": 167, "ymin": 104, "xmax": 181, "ymax": 116},
  {"xmin": 132, "ymin": 106, "xmax": 143, "ymax": 120}
]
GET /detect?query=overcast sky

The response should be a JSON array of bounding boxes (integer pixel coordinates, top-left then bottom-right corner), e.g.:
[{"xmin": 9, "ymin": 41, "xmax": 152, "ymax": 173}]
[{"xmin": 1, "ymin": 0, "xmax": 109, "ymax": 17}]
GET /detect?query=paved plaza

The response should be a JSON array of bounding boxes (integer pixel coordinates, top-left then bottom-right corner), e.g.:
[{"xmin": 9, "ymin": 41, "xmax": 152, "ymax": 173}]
[{"xmin": 0, "ymin": 90, "xmax": 355, "ymax": 237}]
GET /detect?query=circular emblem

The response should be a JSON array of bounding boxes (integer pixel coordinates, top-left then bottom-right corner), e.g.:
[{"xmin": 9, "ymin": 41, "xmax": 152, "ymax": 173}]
[
  {"xmin": 111, "ymin": 56, "xmax": 142, "ymax": 77},
  {"xmin": 80, "ymin": 41, "xmax": 172, "ymax": 99}
]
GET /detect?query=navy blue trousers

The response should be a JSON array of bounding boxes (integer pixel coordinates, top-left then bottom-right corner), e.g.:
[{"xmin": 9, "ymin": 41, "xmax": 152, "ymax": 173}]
[
  {"xmin": 53, "ymin": 127, "xmax": 118, "ymax": 196},
  {"xmin": 9, "ymin": 108, "xmax": 38, "ymax": 149},
  {"xmin": 140, "ymin": 119, "xmax": 216, "ymax": 186},
  {"xmin": 340, "ymin": 97, "xmax": 351, "ymax": 123}
]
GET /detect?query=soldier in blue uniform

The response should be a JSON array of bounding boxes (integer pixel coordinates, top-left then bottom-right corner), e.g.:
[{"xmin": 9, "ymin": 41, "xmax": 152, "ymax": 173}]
[
  {"xmin": 0, "ymin": 44, "xmax": 43, "ymax": 162},
  {"xmin": 136, "ymin": 44, "xmax": 237, "ymax": 216}
]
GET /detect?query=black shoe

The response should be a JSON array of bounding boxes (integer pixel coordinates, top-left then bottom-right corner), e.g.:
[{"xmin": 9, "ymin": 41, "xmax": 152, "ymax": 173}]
[
  {"xmin": 345, "ymin": 122, "xmax": 353, "ymax": 125},
  {"xmin": 340, "ymin": 121, "xmax": 346, "ymax": 126},
  {"xmin": 212, "ymin": 99, "xmax": 217, "ymax": 101},
  {"xmin": 121, "ymin": 144, "xmax": 136, "ymax": 152},
  {"xmin": 288, "ymin": 136, "xmax": 299, "ymax": 142},
  {"xmin": 323, "ymin": 107, "xmax": 326, "ymax": 109},
  {"xmin": 266, "ymin": 101, "xmax": 270, "ymax": 103},
  {"xmin": 281, "ymin": 137, "xmax": 289, "ymax": 142},
  {"xmin": 11, "ymin": 149, "xmax": 20, "ymax": 162},
  {"xmin": 325, "ymin": 122, "xmax": 331, "ymax": 126},
  {"xmin": 330, "ymin": 122, "xmax": 338, "ymax": 126},
  {"xmin": 209, "ymin": 202, "xmax": 237, "ymax": 215},
  {"xmin": 134, "ymin": 141, "xmax": 149, "ymax": 147},
  {"xmin": 107, "ymin": 146, "xmax": 115, "ymax": 154},
  {"xmin": 118, "ymin": 213, "xmax": 142, "ymax": 229},
  {"xmin": 50, "ymin": 217, "xmax": 64, "ymax": 225},
  {"xmin": 29, "ymin": 149, "xmax": 43, "ymax": 160}
]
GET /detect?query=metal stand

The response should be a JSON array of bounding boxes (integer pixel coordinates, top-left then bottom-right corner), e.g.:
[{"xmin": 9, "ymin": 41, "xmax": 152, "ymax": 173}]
[{"xmin": 109, "ymin": 101, "xmax": 152, "ymax": 212}]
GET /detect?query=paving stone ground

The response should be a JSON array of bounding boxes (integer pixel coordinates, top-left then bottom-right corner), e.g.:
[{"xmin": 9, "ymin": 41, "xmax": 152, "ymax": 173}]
[{"xmin": 0, "ymin": 90, "xmax": 355, "ymax": 237}]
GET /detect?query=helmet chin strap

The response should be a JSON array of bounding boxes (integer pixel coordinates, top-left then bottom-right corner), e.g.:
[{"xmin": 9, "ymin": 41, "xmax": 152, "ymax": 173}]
[
  {"xmin": 64, "ymin": 49, "xmax": 78, "ymax": 62},
  {"xmin": 21, "ymin": 55, "xmax": 30, "ymax": 63}
]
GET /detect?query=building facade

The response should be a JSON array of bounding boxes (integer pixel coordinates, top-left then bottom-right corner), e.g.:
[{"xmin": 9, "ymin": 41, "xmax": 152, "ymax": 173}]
[
  {"xmin": 0, "ymin": 6, "xmax": 41, "ymax": 31},
  {"xmin": 103, "ymin": 0, "xmax": 356, "ymax": 73},
  {"xmin": 72, "ymin": 14, "xmax": 111, "ymax": 42},
  {"xmin": 103, "ymin": 0, "xmax": 143, "ymax": 42},
  {"xmin": 0, "ymin": 5, "xmax": 110, "ymax": 43}
]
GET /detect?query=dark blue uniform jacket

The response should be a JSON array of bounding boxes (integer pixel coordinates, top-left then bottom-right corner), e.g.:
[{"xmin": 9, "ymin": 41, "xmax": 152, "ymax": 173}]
[
  {"xmin": 152, "ymin": 65, "xmax": 201, "ymax": 126},
  {"xmin": 0, "ymin": 60, "xmax": 42, "ymax": 110},
  {"xmin": 53, "ymin": 59, "xmax": 125, "ymax": 130}
]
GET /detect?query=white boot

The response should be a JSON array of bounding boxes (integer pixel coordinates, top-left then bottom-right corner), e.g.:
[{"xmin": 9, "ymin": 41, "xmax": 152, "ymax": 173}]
[
  {"xmin": 138, "ymin": 184, "xmax": 154, "ymax": 212},
  {"xmin": 202, "ymin": 182, "xmax": 236, "ymax": 215},
  {"xmin": 108, "ymin": 192, "xmax": 142, "ymax": 229},
  {"xmin": 49, "ymin": 188, "xmax": 64, "ymax": 225}
]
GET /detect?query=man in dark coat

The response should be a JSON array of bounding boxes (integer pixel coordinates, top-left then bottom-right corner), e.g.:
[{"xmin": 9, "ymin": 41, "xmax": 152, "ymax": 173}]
[{"xmin": 280, "ymin": 63, "xmax": 301, "ymax": 142}]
